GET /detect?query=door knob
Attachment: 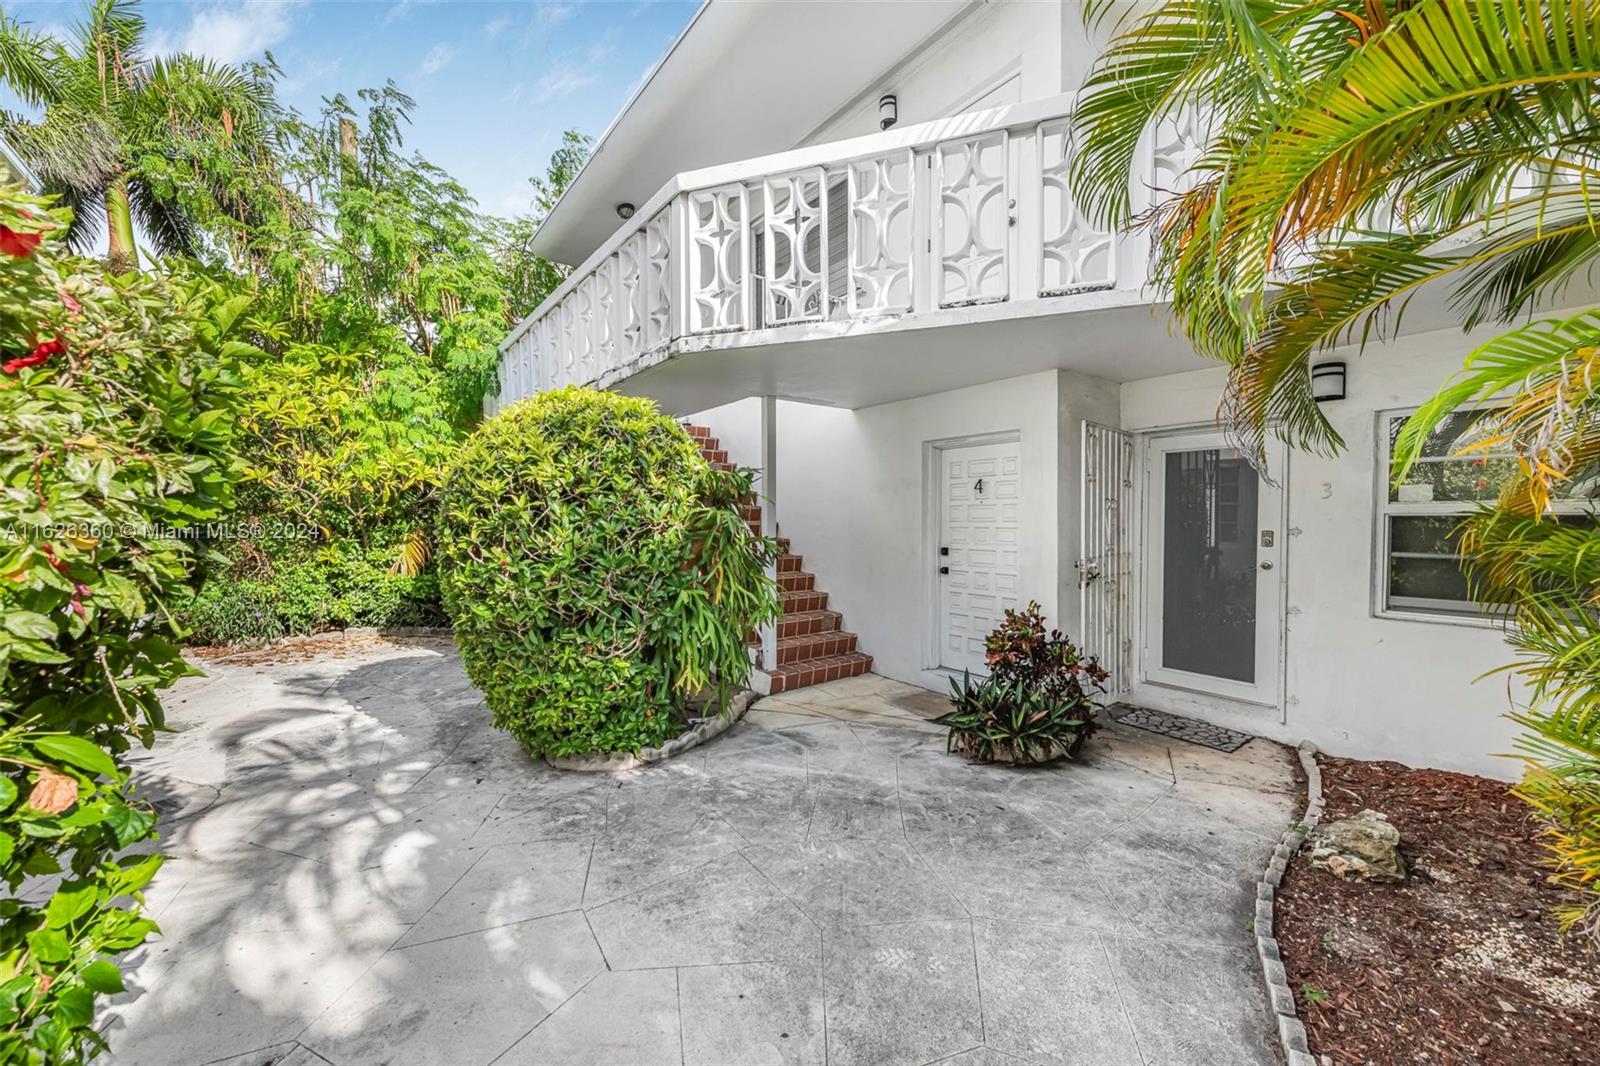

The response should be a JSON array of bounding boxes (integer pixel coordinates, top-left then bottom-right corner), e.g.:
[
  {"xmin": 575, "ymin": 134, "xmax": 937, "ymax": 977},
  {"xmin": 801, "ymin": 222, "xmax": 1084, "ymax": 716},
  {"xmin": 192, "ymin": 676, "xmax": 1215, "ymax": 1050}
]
[
  {"xmin": 1259, "ymin": 560, "xmax": 1274, "ymax": 570},
  {"xmin": 939, "ymin": 566, "xmax": 950, "ymax": 575}
]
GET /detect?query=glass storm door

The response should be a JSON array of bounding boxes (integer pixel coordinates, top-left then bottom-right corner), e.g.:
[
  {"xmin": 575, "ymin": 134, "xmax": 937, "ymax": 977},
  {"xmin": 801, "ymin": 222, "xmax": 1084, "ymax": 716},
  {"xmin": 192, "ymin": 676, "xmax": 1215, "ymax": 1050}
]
[{"xmin": 1144, "ymin": 431, "xmax": 1284, "ymax": 705}]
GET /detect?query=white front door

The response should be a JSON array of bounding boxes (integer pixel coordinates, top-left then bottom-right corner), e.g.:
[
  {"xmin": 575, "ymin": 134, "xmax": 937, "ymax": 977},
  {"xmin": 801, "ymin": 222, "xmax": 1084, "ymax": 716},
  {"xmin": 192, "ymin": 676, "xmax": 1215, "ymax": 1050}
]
[
  {"xmin": 1144, "ymin": 431, "xmax": 1284, "ymax": 705},
  {"xmin": 939, "ymin": 439, "xmax": 1022, "ymax": 674}
]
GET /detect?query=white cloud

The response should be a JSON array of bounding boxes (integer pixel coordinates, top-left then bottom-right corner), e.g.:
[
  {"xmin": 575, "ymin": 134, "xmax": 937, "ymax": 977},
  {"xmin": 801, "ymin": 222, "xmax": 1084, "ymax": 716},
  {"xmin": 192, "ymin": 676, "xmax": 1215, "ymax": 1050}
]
[
  {"xmin": 278, "ymin": 57, "xmax": 341, "ymax": 97},
  {"xmin": 537, "ymin": 2, "xmax": 576, "ymax": 29},
  {"xmin": 483, "ymin": 13, "xmax": 512, "ymax": 37},
  {"xmin": 152, "ymin": 2, "xmax": 301, "ymax": 65},
  {"xmin": 419, "ymin": 42, "xmax": 456, "ymax": 77},
  {"xmin": 532, "ymin": 63, "xmax": 597, "ymax": 104}
]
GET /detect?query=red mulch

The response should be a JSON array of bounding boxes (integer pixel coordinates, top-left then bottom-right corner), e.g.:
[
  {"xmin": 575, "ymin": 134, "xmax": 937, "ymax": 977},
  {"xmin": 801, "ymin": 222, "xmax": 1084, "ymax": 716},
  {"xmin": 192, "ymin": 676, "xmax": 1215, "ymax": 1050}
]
[{"xmin": 1276, "ymin": 756, "xmax": 1598, "ymax": 1065}]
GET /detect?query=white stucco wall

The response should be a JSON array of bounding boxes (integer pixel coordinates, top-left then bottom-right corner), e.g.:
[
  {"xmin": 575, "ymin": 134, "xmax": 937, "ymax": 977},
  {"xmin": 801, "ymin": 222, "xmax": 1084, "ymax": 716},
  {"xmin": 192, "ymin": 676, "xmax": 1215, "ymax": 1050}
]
[
  {"xmin": 806, "ymin": 0, "xmax": 1066, "ymax": 143},
  {"xmin": 694, "ymin": 373, "xmax": 1071, "ymax": 692},
  {"xmin": 1121, "ymin": 328, "xmax": 1531, "ymax": 779}
]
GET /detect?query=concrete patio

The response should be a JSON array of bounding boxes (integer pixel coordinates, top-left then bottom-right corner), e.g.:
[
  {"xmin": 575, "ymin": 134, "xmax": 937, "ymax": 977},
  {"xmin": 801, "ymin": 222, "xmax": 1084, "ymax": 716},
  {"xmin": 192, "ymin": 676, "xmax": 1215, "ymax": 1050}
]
[{"xmin": 95, "ymin": 636, "xmax": 1298, "ymax": 1065}]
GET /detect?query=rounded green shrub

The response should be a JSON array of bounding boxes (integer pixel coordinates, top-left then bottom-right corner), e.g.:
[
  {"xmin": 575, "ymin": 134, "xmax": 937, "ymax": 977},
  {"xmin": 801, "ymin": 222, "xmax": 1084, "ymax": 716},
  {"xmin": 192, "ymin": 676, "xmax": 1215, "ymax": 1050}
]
[{"xmin": 437, "ymin": 386, "xmax": 778, "ymax": 757}]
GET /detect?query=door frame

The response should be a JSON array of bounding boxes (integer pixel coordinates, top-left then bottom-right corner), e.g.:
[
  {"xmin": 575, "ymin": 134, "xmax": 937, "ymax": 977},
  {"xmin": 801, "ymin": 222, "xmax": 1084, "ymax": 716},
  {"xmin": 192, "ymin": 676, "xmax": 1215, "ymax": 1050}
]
[
  {"xmin": 921, "ymin": 429, "xmax": 1022, "ymax": 674},
  {"xmin": 1133, "ymin": 426, "xmax": 1289, "ymax": 713}
]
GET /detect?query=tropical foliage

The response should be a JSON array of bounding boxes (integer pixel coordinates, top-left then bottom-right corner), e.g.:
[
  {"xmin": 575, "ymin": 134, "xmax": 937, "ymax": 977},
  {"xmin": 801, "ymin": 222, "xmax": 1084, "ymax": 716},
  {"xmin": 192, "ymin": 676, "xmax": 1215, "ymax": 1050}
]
[
  {"xmin": 436, "ymin": 388, "xmax": 779, "ymax": 758},
  {"xmin": 0, "ymin": 0, "xmax": 283, "ymax": 269},
  {"xmin": 1071, "ymin": 0, "xmax": 1600, "ymax": 941},
  {"xmin": 937, "ymin": 602, "xmax": 1106, "ymax": 765},
  {"xmin": 0, "ymin": 186, "xmax": 242, "ymax": 1062}
]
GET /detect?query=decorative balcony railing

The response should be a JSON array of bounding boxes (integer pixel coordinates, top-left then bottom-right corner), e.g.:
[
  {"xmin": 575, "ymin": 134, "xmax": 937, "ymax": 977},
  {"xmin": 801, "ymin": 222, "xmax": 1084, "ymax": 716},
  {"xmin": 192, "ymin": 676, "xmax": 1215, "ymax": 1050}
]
[{"xmin": 495, "ymin": 94, "xmax": 1201, "ymax": 408}]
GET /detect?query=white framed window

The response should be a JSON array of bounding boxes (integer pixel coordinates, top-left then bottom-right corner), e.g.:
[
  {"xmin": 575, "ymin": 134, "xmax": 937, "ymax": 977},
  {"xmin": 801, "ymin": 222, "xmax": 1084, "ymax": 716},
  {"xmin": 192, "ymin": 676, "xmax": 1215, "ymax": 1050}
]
[{"xmin": 1375, "ymin": 407, "xmax": 1597, "ymax": 620}]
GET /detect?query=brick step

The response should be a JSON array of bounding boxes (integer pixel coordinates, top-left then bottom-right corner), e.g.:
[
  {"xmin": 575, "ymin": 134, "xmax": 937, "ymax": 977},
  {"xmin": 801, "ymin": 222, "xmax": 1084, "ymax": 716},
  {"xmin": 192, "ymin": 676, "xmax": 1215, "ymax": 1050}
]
[
  {"xmin": 776, "ymin": 537, "xmax": 790, "ymax": 555},
  {"xmin": 765, "ymin": 651, "xmax": 873, "ymax": 694},
  {"xmin": 777, "ymin": 571, "xmax": 815, "ymax": 593},
  {"xmin": 683, "ymin": 424, "xmax": 712, "ymax": 441},
  {"xmin": 700, "ymin": 448, "xmax": 728, "ymax": 465},
  {"xmin": 782, "ymin": 588, "xmax": 829, "ymax": 613},
  {"xmin": 740, "ymin": 505, "xmax": 761, "ymax": 522},
  {"xmin": 777, "ymin": 553, "xmax": 803, "ymax": 574},
  {"xmin": 774, "ymin": 630, "xmax": 858, "ymax": 665},
  {"xmin": 776, "ymin": 609, "xmax": 840, "ymax": 638}
]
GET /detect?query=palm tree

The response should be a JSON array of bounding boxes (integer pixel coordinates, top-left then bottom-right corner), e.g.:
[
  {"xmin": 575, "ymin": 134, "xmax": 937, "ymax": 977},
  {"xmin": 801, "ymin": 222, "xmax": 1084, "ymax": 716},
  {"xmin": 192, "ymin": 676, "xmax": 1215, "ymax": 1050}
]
[
  {"xmin": 0, "ymin": 0, "xmax": 282, "ymax": 267},
  {"xmin": 1070, "ymin": 1, "xmax": 1600, "ymax": 942}
]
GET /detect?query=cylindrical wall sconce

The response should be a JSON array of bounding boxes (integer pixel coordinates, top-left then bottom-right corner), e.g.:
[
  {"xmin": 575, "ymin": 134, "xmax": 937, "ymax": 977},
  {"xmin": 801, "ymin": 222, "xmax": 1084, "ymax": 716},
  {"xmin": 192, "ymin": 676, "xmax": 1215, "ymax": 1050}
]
[{"xmin": 879, "ymin": 94, "xmax": 898, "ymax": 131}]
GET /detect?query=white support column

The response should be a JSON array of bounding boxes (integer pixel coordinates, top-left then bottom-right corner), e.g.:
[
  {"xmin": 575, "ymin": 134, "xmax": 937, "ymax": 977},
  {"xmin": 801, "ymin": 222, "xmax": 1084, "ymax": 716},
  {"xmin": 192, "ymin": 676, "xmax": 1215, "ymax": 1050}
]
[{"xmin": 758, "ymin": 394, "xmax": 779, "ymax": 676}]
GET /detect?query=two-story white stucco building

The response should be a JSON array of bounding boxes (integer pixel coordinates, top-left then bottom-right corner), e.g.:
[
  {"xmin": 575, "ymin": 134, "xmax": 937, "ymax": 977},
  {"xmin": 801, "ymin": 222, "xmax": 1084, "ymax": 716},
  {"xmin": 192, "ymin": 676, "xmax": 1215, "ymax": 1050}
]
[{"xmin": 494, "ymin": 0, "xmax": 1589, "ymax": 778}]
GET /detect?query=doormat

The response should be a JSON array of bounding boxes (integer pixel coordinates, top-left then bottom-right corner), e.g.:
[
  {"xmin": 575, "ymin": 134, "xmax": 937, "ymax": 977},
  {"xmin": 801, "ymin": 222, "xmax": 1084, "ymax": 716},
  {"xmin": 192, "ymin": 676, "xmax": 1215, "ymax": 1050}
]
[{"xmin": 1106, "ymin": 703, "xmax": 1256, "ymax": 753}]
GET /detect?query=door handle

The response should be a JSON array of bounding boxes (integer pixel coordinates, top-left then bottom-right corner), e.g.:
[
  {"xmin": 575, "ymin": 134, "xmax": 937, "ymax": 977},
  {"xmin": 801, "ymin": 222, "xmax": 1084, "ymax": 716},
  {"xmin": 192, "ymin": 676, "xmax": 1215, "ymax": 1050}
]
[
  {"xmin": 939, "ymin": 566, "xmax": 950, "ymax": 575},
  {"xmin": 1259, "ymin": 560, "xmax": 1274, "ymax": 570}
]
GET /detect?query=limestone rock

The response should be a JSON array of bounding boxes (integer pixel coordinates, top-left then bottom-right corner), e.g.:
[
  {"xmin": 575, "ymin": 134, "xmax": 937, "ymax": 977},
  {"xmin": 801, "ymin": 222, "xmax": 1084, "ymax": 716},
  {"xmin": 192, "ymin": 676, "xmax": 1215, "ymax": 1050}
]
[{"xmin": 1307, "ymin": 808, "xmax": 1406, "ymax": 883}]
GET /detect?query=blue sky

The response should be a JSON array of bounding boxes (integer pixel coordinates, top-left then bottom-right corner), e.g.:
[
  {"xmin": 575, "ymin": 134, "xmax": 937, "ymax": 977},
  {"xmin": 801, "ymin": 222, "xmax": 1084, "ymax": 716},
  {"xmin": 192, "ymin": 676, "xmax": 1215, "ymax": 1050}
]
[{"xmin": 3, "ymin": 0, "xmax": 700, "ymax": 217}]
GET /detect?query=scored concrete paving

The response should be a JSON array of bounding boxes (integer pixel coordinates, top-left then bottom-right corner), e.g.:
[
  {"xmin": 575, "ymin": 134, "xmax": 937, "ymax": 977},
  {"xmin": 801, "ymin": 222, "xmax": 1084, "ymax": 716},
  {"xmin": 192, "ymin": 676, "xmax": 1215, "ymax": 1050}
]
[{"xmin": 98, "ymin": 636, "xmax": 1298, "ymax": 1066}]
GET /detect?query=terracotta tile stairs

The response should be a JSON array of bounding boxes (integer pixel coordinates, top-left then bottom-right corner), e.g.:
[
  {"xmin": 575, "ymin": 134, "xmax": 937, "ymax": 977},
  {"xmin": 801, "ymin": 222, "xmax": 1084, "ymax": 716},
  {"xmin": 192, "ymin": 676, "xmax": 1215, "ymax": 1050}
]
[{"xmin": 683, "ymin": 422, "xmax": 873, "ymax": 694}]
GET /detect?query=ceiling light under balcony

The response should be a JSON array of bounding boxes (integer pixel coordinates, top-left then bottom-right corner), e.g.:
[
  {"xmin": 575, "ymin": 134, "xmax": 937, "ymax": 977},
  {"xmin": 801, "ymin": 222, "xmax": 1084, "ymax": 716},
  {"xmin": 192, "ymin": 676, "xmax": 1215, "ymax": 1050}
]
[
  {"xmin": 616, "ymin": 202, "xmax": 636, "ymax": 220},
  {"xmin": 879, "ymin": 94, "xmax": 898, "ymax": 131}
]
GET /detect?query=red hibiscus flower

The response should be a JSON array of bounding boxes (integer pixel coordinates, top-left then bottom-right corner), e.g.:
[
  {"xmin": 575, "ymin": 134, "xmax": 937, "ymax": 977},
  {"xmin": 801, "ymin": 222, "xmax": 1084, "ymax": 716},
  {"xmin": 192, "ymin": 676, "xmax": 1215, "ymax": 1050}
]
[
  {"xmin": 0, "ymin": 223, "xmax": 42, "ymax": 258},
  {"xmin": 2, "ymin": 337, "xmax": 66, "ymax": 374}
]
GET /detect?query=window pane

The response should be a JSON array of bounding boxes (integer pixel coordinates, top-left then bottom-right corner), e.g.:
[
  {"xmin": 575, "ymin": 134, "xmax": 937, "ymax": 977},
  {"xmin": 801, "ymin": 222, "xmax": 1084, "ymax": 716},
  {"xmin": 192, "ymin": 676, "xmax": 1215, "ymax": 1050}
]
[
  {"xmin": 1390, "ymin": 456, "xmax": 1519, "ymax": 502},
  {"xmin": 1388, "ymin": 409, "xmax": 1498, "ymax": 459},
  {"xmin": 1389, "ymin": 555, "xmax": 1471, "ymax": 605},
  {"xmin": 1389, "ymin": 515, "xmax": 1463, "ymax": 555}
]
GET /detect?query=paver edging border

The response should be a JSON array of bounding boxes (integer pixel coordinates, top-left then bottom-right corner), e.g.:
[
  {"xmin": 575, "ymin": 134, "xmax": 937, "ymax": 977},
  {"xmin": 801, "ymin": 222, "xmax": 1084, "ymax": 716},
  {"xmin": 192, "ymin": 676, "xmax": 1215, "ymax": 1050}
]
[
  {"xmin": 1255, "ymin": 740, "xmax": 1324, "ymax": 1066},
  {"xmin": 544, "ymin": 689, "xmax": 758, "ymax": 772}
]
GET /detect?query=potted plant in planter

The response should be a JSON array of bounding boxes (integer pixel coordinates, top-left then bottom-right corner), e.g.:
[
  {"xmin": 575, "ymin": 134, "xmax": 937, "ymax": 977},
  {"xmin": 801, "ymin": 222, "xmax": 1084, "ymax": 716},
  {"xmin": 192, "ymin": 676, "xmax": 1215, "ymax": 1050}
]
[{"xmin": 935, "ymin": 601, "xmax": 1108, "ymax": 765}]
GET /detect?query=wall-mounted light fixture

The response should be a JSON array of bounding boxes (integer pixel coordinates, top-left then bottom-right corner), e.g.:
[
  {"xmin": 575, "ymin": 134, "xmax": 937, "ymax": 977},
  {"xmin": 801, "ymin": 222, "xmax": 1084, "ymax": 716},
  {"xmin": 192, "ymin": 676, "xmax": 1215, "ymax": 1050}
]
[
  {"xmin": 878, "ymin": 94, "xmax": 898, "ymax": 131},
  {"xmin": 1311, "ymin": 360, "xmax": 1347, "ymax": 402},
  {"xmin": 616, "ymin": 202, "xmax": 636, "ymax": 220}
]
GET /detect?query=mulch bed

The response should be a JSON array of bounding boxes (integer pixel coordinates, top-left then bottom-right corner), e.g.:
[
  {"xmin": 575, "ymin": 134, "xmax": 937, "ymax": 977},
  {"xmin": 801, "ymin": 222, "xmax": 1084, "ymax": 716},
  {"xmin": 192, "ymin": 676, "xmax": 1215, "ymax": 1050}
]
[{"xmin": 1276, "ymin": 755, "xmax": 1598, "ymax": 1065}]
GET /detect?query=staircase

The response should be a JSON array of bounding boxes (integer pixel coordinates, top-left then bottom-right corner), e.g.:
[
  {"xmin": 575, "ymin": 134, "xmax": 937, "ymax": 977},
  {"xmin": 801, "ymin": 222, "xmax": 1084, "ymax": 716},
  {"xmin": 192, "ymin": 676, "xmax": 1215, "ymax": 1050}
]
[{"xmin": 683, "ymin": 422, "xmax": 873, "ymax": 695}]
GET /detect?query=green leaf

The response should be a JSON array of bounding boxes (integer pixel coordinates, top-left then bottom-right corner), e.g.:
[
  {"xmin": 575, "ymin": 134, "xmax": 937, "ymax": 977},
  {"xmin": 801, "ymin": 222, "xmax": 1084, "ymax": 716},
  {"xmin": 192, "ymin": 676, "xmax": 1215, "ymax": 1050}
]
[
  {"xmin": 32, "ymin": 736, "xmax": 119, "ymax": 781},
  {"xmin": 45, "ymin": 882, "xmax": 98, "ymax": 929},
  {"xmin": 2, "ymin": 610, "xmax": 56, "ymax": 641},
  {"xmin": 54, "ymin": 986, "xmax": 94, "ymax": 1028},
  {"xmin": 79, "ymin": 960, "xmax": 124, "ymax": 995},
  {"xmin": 25, "ymin": 928, "xmax": 70, "ymax": 964},
  {"xmin": 0, "ymin": 777, "xmax": 16, "ymax": 810}
]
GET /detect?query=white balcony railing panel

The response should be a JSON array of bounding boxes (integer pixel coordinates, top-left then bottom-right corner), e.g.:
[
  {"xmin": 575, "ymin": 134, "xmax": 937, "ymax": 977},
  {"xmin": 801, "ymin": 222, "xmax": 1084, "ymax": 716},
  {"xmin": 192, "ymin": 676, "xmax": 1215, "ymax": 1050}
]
[
  {"xmin": 1039, "ymin": 119, "xmax": 1115, "ymax": 296},
  {"xmin": 846, "ymin": 150, "xmax": 916, "ymax": 317},
  {"xmin": 762, "ymin": 167, "xmax": 831, "ymax": 326},
  {"xmin": 686, "ymin": 184, "xmax": 750, "ymax": 333},
  {"xmin": 936, "ymin": 131, "xmax": 1010, "ymax": 308}
]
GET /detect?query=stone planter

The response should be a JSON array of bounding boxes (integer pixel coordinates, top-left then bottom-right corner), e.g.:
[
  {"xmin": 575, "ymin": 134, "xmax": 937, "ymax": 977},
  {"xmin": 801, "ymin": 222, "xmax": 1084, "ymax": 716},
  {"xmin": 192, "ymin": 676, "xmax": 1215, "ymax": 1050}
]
[{"xmin": 544, "ymin": 689, "xmax": 758, "ymax": 772}]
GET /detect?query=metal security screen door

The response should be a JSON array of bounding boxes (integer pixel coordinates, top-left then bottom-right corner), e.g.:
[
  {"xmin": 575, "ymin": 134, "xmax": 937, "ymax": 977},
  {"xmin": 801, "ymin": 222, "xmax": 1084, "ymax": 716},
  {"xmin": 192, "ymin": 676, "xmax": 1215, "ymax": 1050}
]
[
  {"xmin": 1144, "ymin": 431, "xmax": 1284, "ymax": 705},
  {"xmin": 939, "ymin": 439, "xmax": 1022, "ymax": 674},
  {"xmin": 1079, "ymin": 423, "xmax": 1134, "ymax": 694}
]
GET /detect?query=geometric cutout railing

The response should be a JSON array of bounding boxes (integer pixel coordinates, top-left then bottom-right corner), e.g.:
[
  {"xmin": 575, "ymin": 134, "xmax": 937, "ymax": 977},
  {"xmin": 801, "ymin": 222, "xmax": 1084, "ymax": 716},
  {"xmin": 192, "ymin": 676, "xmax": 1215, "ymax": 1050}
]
[
  {"xmin": 687, "ymin": 184, "xmax": 749, "ymax": 333},
  {"xmin": 847, "ymin": 150, "xmax": 915, "ymax": 316},
  {"xmin": 1151, "ymin": 109, "xmax": 1207, "ymax": 205},
  {"xmin": 644, "ymin": 209, "xmax": 672, "ymax": 350},
  {"xmin": 937, "ymin": 130, "xmax": 1009, "ymax": 307},
  {"xmin": 618, "ymin": 231, "xmax": 647, "ymax": 362},
  {"xmin": 497, "ymin": 100, "xmax": 1156, "ymax": 409},
  {"xmin": 761, "ymin": 167, "xmax": 829, "ymax": 326},
  {"xmin": 1039, "ymin": 119, "xmax": 1114, "ymax": 295}
]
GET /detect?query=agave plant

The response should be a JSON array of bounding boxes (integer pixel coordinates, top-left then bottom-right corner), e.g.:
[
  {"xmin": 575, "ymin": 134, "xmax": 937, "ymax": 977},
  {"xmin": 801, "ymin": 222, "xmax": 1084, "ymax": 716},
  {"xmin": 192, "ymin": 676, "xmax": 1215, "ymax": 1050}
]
[
  {"xmin": 936, "ymin": 672, "xmax": 1097, "ymax": 765},
  {"xmin": 1070, "ymin": 0, "xmax": 1600, "ymax": 941}
]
